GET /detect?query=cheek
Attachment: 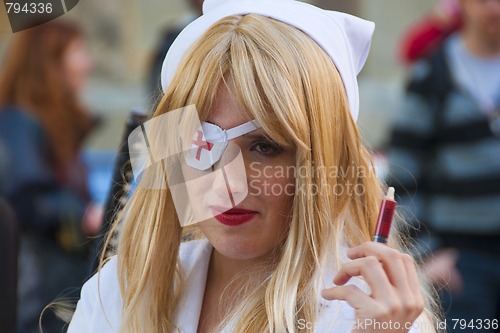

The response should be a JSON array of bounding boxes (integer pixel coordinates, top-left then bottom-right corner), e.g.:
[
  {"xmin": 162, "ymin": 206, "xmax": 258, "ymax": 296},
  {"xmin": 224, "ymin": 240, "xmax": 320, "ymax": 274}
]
[
  {"xmin": 265, "ymin": 175, "xmax": 294, "ymax": 239},
  {"xmin": 248, "ymin": 168, "xmax": 295, "ymax": 209}
]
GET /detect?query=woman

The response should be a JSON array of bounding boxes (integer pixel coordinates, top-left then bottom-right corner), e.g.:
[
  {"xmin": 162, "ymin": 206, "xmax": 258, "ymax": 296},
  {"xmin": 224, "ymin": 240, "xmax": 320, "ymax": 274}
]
[
  {"xmin": 69, "ymin": 0, "xmax": 441, "ymax": 332},
  {"xmin": 0, "ymin": 20, "xmax": 101, "ymax": 333}
]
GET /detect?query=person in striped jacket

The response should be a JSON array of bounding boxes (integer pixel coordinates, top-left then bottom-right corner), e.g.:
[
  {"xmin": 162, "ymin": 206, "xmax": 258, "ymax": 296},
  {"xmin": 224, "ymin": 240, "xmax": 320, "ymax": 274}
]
[{"xmin": 387, "ymin": 0, "xmax": 500, "ymax": 331}]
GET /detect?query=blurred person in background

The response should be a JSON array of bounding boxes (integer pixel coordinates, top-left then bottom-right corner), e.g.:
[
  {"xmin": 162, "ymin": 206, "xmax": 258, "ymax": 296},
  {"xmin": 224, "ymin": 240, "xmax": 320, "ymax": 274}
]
[
  {"xmin": 388, "ymin": 0, "xmax": 500, "ymax": 331},
  {"xmin": 0, "ymin": 20, "xmax": 103, "ymax": 333},
  {"xmin": 399, "ymin": 0, "xmax": 463, "ymax": 65},
  {"xmin": 147, "ymin": 0, "xmax": 203, "ymax": 108}
]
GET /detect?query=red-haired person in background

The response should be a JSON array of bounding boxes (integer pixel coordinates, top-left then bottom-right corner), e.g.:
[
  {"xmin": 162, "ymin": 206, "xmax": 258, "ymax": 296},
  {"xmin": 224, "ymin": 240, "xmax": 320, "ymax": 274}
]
[
  {"xmin": 0, "ymin": 20, "xmax": 102, "ymax": 333},
  {"xmin": 399, "ymin": 0, "xmax": 463, "ymax": 64}
]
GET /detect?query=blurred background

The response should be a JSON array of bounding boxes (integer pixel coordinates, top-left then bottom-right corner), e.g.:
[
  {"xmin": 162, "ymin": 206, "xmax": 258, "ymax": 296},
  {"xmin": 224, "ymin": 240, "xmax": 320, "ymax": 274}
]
[
  {"xmin": 0, "ymin": 1, "xmax": 465, "ymax": 333},
  {"xmin": 4, "ymin": 1, "xmax": 500, "ymax": 333},
  {"xmin": 0, "ymin": 0, "xmax": 436, "ymax": 153}
]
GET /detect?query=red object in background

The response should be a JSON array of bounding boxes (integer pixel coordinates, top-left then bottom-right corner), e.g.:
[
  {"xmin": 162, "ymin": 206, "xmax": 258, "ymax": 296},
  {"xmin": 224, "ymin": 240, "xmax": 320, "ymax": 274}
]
[
  {"xmin": 373, "ymin": 187, "xmax": 397, "ymax": 244},
  {"xmin": 399, "ymin": 11, "xmax": 463, "ymax": 64}
]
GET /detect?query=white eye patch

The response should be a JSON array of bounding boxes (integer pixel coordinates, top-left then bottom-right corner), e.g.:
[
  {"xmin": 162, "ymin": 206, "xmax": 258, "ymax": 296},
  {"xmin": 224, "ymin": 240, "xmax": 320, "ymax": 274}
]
[{"xmin": 185, "ymin": 119, "xmax": 261, "ymax": 170}]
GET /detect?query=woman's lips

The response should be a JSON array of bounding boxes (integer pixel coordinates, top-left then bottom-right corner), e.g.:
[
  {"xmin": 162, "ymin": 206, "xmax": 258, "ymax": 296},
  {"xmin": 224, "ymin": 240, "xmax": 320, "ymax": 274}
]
[{"xmin": 210, "ymin": 206, "xmax": 258, "ymax": 226}]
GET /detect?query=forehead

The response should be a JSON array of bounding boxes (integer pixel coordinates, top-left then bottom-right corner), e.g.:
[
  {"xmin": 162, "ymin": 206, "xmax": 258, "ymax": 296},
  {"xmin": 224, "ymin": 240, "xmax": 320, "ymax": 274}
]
[{"xmin": 207, "ymin": 82, "xmax": 254, "ymax": 130}]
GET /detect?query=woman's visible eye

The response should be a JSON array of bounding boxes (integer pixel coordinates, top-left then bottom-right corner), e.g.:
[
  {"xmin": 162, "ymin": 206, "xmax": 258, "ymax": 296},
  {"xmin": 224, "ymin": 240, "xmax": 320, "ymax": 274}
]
[{"xmin": 251, "ymin": 141, "xmax": 282, "ymax": 156}]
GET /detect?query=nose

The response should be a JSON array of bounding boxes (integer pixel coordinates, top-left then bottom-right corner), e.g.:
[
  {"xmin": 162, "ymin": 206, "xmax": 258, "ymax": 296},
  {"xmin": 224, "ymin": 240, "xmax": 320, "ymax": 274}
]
[
  {"xmin": 211, "ymin": 162, "xmax": 233, "ymax": 202},
  {"xmin": 211, "ymin": 143, "xmax": 248, "ymax": 206}
]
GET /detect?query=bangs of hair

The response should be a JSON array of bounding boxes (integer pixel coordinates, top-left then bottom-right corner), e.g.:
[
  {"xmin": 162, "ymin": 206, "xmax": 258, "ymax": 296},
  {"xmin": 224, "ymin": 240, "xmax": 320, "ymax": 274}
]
[{"xmin": 161, "ymin": 14, "xmax": 344, "ymax": 153}]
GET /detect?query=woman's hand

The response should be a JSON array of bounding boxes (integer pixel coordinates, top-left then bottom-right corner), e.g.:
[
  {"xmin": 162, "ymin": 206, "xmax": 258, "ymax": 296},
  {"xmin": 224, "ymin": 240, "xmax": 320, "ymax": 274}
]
[{"xmin": 321, "ymin": 242, "xmax": 425, "ymax": 333}]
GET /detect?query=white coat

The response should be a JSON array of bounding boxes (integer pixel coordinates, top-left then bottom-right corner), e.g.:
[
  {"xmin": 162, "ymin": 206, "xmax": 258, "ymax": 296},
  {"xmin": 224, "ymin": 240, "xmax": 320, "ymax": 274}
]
[{"xmin": 68, "ymin": 239, "xmax": 423, "ymax": 333}]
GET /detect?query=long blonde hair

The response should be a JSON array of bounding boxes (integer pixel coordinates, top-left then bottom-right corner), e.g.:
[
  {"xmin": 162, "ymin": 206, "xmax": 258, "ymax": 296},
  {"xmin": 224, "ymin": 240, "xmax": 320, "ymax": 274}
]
[{"xmin": 103, "ymin": 14, "xmax": 440, "ymax": 333}]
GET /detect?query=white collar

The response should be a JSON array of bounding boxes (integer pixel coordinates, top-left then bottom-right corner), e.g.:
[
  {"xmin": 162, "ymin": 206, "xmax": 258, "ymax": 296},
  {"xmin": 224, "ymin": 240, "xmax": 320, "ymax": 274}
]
[
  {"xmin": 174, "ymin": 239, "xmax": 363, "ymax": 331},
  {"xmin": 175, "ymin": 239, "xmax": 212, "ymax": 332}
]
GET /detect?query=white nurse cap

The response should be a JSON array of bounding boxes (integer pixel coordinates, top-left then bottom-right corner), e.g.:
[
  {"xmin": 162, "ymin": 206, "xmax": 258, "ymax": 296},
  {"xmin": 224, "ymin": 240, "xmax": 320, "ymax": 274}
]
[{"xmin": 160, "ymin": 0, "xmax": 375, "ymax": 122}]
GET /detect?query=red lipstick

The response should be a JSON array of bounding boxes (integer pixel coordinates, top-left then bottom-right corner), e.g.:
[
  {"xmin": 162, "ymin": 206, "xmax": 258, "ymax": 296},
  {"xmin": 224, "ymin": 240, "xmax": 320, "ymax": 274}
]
[
  {"xmin": 211, "ymin": 207, "xmax": 258, "ymax": 226},
  {"xmin": 373, "ymin": 187, "xmax": 396, "ymax": 244}
]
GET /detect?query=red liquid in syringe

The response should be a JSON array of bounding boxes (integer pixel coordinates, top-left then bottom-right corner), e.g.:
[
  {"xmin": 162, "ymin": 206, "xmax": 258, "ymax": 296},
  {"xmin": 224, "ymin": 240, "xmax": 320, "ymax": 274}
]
[{"xmin": 373, "ymin": 187, "xmax": 396, "ymax": 244}]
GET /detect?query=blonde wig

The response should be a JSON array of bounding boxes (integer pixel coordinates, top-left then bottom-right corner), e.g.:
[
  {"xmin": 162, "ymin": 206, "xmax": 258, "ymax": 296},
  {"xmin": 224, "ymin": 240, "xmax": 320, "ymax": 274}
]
[{"xmin": 102, "ymin": 14, "xmax": 441, "ymax": 333}]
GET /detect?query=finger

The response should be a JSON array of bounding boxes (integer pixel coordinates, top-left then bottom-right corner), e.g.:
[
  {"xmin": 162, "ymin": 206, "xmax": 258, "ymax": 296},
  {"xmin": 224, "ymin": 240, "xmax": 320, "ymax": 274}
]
[
  {"xmin": 322, "ymin": 285, "xmax": 378, "ymax": 310},
  {"xmin": 333, "ymin": 256, "xmax": 394, "ymax": 299},
  {"xmin": 401, "ymin": 254, "xmax": 419, "ymax": 293},
  {"xmin": 402, "ymin": 254, "xmax": 425, "ymax": 316},
  {"xmin": 348, "ymin": 242, "xmax": 412, "ymax": 291}
]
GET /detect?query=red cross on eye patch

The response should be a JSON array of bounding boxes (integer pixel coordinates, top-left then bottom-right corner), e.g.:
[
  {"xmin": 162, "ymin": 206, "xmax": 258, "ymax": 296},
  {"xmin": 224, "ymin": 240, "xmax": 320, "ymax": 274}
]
[
  {"xmin": 193, "ymin": 130, "xmax": 214, "ymax": 160},
  {"xmin": 185, "ymin": 120, "xmax": 262, "ymax": 171}
]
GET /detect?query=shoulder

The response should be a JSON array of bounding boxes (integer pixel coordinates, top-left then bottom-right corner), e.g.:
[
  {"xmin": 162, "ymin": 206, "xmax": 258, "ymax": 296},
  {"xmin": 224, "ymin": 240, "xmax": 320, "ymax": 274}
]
[
  {"xmin": 0, "ymin": 107, "xmax": 53, "ymax": 192},
  {"xmin": 68, "ymin": 239, "xmax": 212, "ymax": 333},
  {"xmin": 67, "ymin": 256, "xmax": 122, "ymax": 333},
  {"xmin": 406, "ymin": 42, "xmax": 452, "ymax": 97},
  {"xmin": 82, "ymin": 256, "xmax": 121, "ymax": 299},
  {"xmin": 0, "ymin": 106, "xmax": 39, "ymax": 126},
  {"xmin": 0, "ymin": 106, "xmax": 47, "ymax": 151}
]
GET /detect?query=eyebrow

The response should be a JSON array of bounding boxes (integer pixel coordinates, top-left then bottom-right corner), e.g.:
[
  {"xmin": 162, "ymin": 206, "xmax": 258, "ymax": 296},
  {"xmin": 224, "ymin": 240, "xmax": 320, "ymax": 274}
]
[
  {"xmin": 204, "ymin": 121, "xmax": 275, "ymax": 142},
  {"xmin": 241, "ymin": 132, "xmax": 271, "ymax": 141}
]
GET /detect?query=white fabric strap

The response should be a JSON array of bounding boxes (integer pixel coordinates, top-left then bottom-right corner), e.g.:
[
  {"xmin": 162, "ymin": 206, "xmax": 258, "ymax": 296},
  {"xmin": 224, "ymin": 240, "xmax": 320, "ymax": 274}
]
[
  {"xmin": 225, "ymin": 120, "xmax": 261, "ymax": 140},
  {"xmin": 185, "ymin": 119, "xmax": 261, "ymax": 170},
  {"xmin": 161, "ymin": 0, "xmax": 375, "ymax": 122}
]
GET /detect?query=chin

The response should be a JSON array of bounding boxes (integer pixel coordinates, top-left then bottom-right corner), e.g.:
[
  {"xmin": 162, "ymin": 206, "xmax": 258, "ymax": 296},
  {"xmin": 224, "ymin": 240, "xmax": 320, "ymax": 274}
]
[
  {"xmin": 218, "ymin": 248, "xmax": 263, "ymax": 261},
  {"xmin": 204, "ymin": 232, "xmax": 269, "ymax": 260}
]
